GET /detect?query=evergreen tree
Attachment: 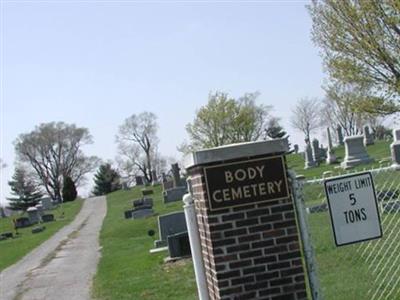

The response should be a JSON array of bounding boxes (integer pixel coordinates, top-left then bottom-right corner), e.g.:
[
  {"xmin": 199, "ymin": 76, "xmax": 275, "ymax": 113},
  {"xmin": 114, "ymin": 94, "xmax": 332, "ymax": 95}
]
[
  {"xmin": 265, "ymin": 117, "xmax": 287, "ymax": 139},
  {"xmin": 7, "ymin": 167, "xmax": 43, "ymax": 211},
  {"xmin": 93, "ymin": 164, "xmax": 121, "ymax": 196},
  {"xmin": 62, "ymin": 176, "xmax": 77, "ymax": 202}
]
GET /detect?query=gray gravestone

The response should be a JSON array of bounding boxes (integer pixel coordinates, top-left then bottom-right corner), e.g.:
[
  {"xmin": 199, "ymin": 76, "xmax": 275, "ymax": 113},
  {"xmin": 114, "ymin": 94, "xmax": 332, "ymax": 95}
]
[
  {"xmin": 341, "ymin": 135, "xmax": 373, "ymax": 169},
  {"xmin": 151, "ymin": 170, "xmax": 159, "ymax": 185},
  {"xmin": 167, "ymin": 231, "xmax": 191, "ymax": 258},
  {"xmin": 155, "ymin": 211, "xmax": 187, "ymax": 248},
  {"xmin": 40, "ymin": 198, "xmax": 53, "ymax": 210},
  {"xmin": 394, "ymin": 129, "xmax": 400, "ymax": 141},
  {"xmin": 382, "ymin": 201, "xmax": 400, "ymax": 213},
  {"xmin": 135, "ymin": 176, "xmax": 144, "ymax": 186},
  {"xmin": 304, "ymin": 142, "xmax": 317, "ymax": 169},
  {"xmin": 41, "ymin": 214, "xmax": 55, "ymax": 222},
  {"xmin": 133, "ymin": 197, "xmax": 153, "ymax": 209},
  {"xmin": 141, "ymin": 189, "xmax": 154, "ymax": 197},
  {"xmin": 293, "ymin": 144, "xmax": 299, "ymax": 154},
  {"xmin": 171, "ymin": 163, "xmax": 181, "ymax": 188},
  {"xmin": 363, "ymin": 125, "xmax": 374, "ymax": 146},
  {"xmin": 311, "ymin": 139, "xmax": 321, "ymax": 162},
  {"xmin": 161, "ymin": 172, "xmax": 168, "ymax": 183},
  {"xmin": 391, "ymin": 142, "xmax": 400, "ymax": 166},
  {"xmin": 15, "ymin": 217, "xmax": 31, "ymax": 228},
  {"xmin": 27, "ymin": 207, "xmax": 40, "ymax": 224},
  {"xmin": 326, "ymin": 127, "xmax": 337, "ymax": 164},
  {"xmin": 132, "ymin": 208, "xmax": 154, "ymax": 219},
  {"xmin": 162, "ymin": 180, "xmax": 174, "ymax": 191},
  {"xmin": 124, "ymin": 210, "xmax": 133, "ymax": 219},
  {"xmin": 337, "ymin": 125, "xmax": 344, "ymax": 146},
  {"xmin": 163, "ymin": 186, "xmax": 187, "ymax": 203}
]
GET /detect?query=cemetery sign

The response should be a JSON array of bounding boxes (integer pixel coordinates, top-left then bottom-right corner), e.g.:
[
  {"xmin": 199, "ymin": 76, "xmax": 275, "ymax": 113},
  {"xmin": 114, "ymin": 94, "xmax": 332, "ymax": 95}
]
[
  {"xmin": 324, "ymin": 172, "xmax": 382, "ymax": 246},
  {"xmin": 204, "ymin": 156, "xmax": 289, "ymax": 211}
]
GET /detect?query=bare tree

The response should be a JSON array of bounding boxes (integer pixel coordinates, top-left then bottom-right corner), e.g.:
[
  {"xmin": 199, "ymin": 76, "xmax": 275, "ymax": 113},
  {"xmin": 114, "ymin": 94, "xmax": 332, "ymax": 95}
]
[
  {"xmin": 290, "ymin": 98, "xmax": 321, "ymax": 142},
  {"xmin": 116, "ymin": 112, "xmax": 158, "ymax": 182},
  {"xmin": 321, "ymin": 83, "xmax": 394, "ymax": 138},
  {"xmin": 14, "ymin": 122, "xmax": 100, "ymax": 201}
]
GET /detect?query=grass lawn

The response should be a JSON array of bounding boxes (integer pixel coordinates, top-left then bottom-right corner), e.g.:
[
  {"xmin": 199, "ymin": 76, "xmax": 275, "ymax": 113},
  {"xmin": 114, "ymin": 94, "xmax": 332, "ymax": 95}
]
[
  {"xmin": 0, "ymin": 199, "xmax": 83, "ymax": 271},
  {"xmin": 93, "ymin": 185, "xmax": 197, "ymax": 300}
]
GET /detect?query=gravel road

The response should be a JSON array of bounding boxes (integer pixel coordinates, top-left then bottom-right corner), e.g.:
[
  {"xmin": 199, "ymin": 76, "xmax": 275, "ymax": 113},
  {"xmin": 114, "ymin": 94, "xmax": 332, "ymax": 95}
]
[{"xmin": 0, "ymin": 196, "xmax": 107, "ymax": 300}]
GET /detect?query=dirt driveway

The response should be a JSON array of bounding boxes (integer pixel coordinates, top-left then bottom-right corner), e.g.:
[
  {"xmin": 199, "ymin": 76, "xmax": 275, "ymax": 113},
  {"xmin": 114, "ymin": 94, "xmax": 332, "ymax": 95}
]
[{"xmin": 0, "ymin": 196, "xmax": 107, "ymax": 300}]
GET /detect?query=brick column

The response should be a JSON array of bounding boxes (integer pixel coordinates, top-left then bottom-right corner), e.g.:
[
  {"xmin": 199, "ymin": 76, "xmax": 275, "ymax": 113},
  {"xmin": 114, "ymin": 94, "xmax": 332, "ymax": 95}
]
[{"xmin": 185, "ymin": 139, "xmax": 307, "ymax": 300}]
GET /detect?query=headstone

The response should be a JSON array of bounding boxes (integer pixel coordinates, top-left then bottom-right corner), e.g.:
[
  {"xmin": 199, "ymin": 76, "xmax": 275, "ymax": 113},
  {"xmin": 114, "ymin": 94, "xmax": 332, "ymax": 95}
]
[
  {"xmin": 124, "ymin": 210, "xmax": 133, "ymax": 219},
  {"xmin": 41, "ymin": 214, "xmax": 55, "ymax": 223},
  {"xmin": 311, "ymin": 138, "xmax": 321, "ymax": 162},
  {"xmin": 32, "ymin": 226, "xmax": 46, "ymax": 234},
  {"xmin": 391, "ymin": 140, "xmax": 400, "ymax": 168},
  {"xmin": 337, "ymin": 125, "xmax": 344, "ymax": 146},
  {"xmin": 304, "ymin": 142, "xmax": 317, "ymax": 169},
  {"xmin": 27, "ymin": 207, "xmax": 40, "ymax": 224},
  {"xmin": 122, "ymin": 180, "xmax": 130, "ymax": 190},
  {"xmin": 141, "ymin": 189, "xmax": 154, "ymax": 197},
  {"xmin": 382, "ymin": 201, "xmax": 400, "ymax": 213},
  {"xmin": 167, "ymin": 231, "xmax": 191, "ymax": 258},
  {"xmin": 393, "ymin": 128, "xmax": 400, "ymax": 142},
  {"xmin": 155, "ymin": 211, "xmax": 187, "ymax": 248},
  {"xmin": 133, "ymin": 197, "xmax": 153, "ymax": 209},
  {"xmin": 162, "ymin": 180, "xmax": 174, "ymax": 191},
  {"xmin": 0, "ymin": 232, "xmax": 13, "ymax": 239},
  {"xmin": 326, "ymin": 127, "xmax": 337, "ymax": 164},
  {"xmin": 131, "ymin": 208, "xmax": 154, "ymax": 219},
  {"xmin": 15, "ymin": 217, "xmax": 31, "ymax": 228},
  {"xmin": 151, "ymin": 170, "xmax": 159, "ymax": 185},
  {"xmin": 184, "ymin": 138, "xmax": 307, "ymax": 299},
  {"xmin": 40, "ymin": 197, "xmax": 53, "ymax": 210},
  {"xmin": 163, "ymin": 186, "xmax": 187, "ymax": 203},
  {"xmin": 161, "ymin": 172, "xmax": 168, "ymax": 183},
  {"xmin": 135, "ymin": 176, "xmax": 144, "ymax": 186},
  {"xmin": 341, "ymin": 135, "xmax": 373, "ymax": 169},
  {"xmin": 363, "ymin": 125, "xmax": 374, "ymax": 146},
  {"xmin": 293, "ymin": 144, "xmax": 299, "ymax": 154},
  {"xmin": 171, "ymin": 163, "xmax": 181, "ymax": 188}
]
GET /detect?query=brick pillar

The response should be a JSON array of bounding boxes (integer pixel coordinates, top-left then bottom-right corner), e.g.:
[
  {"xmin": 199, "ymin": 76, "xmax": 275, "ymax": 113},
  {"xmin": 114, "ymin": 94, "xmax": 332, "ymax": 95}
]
[{"xmin": 185, "ymin": 139, "xmax": 307, "ymax": 300}]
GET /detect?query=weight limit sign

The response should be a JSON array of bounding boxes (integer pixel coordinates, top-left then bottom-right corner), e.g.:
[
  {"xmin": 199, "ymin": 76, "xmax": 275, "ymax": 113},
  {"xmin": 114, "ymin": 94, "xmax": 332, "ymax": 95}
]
[{"xmin": 324, "ymin": 172, "xmax": 382, "ymax": 247}]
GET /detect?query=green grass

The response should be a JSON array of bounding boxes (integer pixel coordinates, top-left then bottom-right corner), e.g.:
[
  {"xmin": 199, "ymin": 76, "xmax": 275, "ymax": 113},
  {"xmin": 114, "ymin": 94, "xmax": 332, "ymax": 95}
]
[
  {"xmin": 287, "ymin": 140, "xmax": 392, "ymax": 179},
  {"xmin": 0, "ymin": 199, "xmax": 83, "ymax": 271},
  {"xmin": 93, "ymin": 185, "xmax": 197, "ymax": 300}
]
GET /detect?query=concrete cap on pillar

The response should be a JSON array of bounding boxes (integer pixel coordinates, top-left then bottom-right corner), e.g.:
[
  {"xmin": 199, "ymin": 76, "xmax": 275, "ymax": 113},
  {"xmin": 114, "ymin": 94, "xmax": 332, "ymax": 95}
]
[{"xmin": 184, "ymin": 137, "xmax": 289, "ymax": 169}]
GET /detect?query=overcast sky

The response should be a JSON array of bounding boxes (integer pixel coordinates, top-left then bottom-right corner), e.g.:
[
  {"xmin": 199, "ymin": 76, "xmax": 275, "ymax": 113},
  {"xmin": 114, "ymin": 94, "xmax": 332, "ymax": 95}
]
[{"xmin": 0, "ymin": 0, "xmax": 326, "ymax": 204}]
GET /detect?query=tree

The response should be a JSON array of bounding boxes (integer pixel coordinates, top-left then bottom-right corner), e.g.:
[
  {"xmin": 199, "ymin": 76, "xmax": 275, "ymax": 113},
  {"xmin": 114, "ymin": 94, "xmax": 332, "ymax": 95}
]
[
  {"xmin": 14, "ymin": 122, "xmax": 100, "ymax": 201},
  {"xmin": 116, "ymin": 112, "xmax": 158, "ymax": 182},
  {"xmin": 321, "ymin": 82, "xmax": 396, "ymax": 138},
  {"xmin": 308, "ymin": 1, "xmax": 400, "ymax": 105},
  {"xmin": 290, "ymin": 97, "xmax": 321, "ymax": 142},
  {"xmin": 62, "ymin": 176, "xmax": 77, "ymax": 202},
  {"xmin": 93, "ymin": 164, "xmax": 121, "ymax": 196},
  {"xmin": 7, "ymin": 167, "xmax": 43, "ymax": 211},
  {"xmin": 184, "ymin": 91, "xmax": 271, "ymax": 149},
  {"xmin": 265, "ymin": 117, "xmax": 287, "ymax": 139}
]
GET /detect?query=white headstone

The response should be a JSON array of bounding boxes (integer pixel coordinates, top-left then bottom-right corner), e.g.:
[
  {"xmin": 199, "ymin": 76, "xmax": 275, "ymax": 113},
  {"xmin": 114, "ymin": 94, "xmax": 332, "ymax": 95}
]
[{"xmin": 341, "ymin": 135, "xmax": 373, "ymax": 169}]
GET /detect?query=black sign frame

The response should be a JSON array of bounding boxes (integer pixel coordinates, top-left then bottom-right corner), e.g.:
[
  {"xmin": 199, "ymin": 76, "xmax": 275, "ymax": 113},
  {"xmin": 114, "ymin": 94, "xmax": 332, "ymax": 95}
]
[{"xmin": 204, "ymin": 155, "xmax": 289, "ymax": 211}]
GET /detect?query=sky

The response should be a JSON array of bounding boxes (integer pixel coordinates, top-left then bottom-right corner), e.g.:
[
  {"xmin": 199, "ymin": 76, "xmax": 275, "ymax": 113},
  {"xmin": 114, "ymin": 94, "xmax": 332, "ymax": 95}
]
[{"xmin": 0, "ymin": 0, "xmax": 326, "ymax": 205}]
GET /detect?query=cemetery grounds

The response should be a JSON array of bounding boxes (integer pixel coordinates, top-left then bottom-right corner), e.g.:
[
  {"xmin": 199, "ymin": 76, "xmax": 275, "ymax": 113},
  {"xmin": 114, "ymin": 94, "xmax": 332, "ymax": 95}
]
[
  {"xmin": 0, "ymin": 199, "xmax": 83, "ymax": 271},
  {"xmin": 94, "ymin": 140, "xmax": 400, "ymax": 299}
]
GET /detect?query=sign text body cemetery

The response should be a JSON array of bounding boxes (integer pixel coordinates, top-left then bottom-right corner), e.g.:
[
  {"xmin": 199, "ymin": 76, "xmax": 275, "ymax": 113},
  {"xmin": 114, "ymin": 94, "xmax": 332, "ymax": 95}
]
[
  {"xmin": 204, "ymin": 156, "xmax": 289, "ymax": 211},
  {"xmin": 324, "ymin": 172, "xmax": 382, "ymax": 246}
]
